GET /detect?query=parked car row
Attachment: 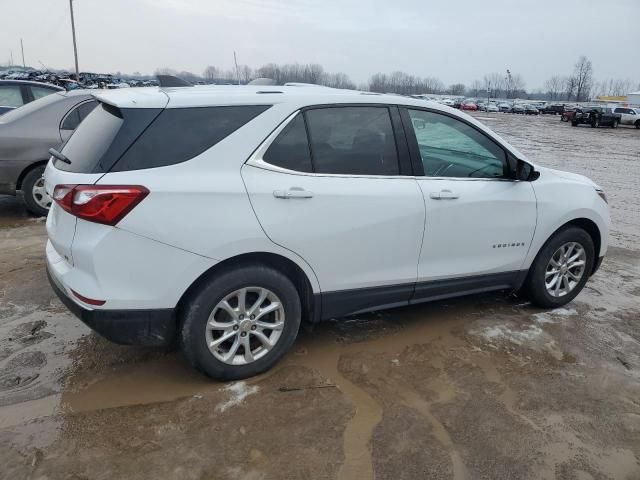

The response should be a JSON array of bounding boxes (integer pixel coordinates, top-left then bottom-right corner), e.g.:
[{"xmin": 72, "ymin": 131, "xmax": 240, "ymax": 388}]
[{"xmin": 0, "ymin": 68, "xmax": 159, "ymax": 91}]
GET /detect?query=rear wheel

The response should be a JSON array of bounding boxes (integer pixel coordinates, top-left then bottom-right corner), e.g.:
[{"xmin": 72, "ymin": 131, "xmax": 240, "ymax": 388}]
[
  {"xmin": 571, "ymin": 121, "xmax": 578, "ymax": 127},
  {"xmin": 611, "ymin": 119, "xmax": 619, "ymax": 129},
  {"xmin": 525, "ymin": 226, "xmax": 594, "ymax": 308},
  {"xmin": 22, "ymin": 165, "xmax": 51, "ymax": 217},
  {"xmin": 180, "ymin": 264, "xmax": 301, "ymax": 380},
  {"xmin": 591, "ymin": 118, "xmax": 600, "ymax": 128}
]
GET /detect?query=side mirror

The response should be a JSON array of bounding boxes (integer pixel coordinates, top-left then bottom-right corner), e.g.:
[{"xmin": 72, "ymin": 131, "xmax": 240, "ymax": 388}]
[{"xmin": 516, "ymin": 159, "xmax": 539, "ymax": 181}]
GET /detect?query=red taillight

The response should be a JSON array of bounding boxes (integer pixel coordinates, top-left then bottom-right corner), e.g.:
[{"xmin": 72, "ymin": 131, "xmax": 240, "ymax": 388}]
[
  {"xmin": 53, "ymin": 184, "xmax": 149, "ymax": 226},
  {"xmin": 70, "ymin": 289, "xmax": 106, "ymax": 306}
]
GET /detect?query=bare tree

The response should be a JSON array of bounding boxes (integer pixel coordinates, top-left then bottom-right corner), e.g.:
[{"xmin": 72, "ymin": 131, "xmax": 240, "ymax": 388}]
[
  {"xmin": 483, "ymin": 72, "xmax": 505, "ymax": 98},
  {"xmin": 470, "ymin": 80, "xmax": 483, "ymax": 97},
  {"xmin": 564, "ymin": 75, "xmax": 577, "ymax": 100},
  {"xmin": 448, "ymin": 83, "xmax": 466, "ymax": 96},
  {"xmin": 570, "ymin": 56, "xmax": 593, "ymax": 102},
  {"xmin": 203, "ymin": 65, "xmax": 219, "ymax": 83},
  {"xmin": 543, "ymin": 75, "xmax": 565, "ymax": 100}
]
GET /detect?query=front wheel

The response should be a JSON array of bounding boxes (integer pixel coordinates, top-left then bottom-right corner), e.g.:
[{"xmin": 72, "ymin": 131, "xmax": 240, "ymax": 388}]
[
  {"xmin": 180, "ymin": 265, "xmax": 301, "ymax": 380},
  {"xmin": 22, "ymin": 165, "xmax": 51, "ymax": 217},
  {"xmin": 525, "ymin": 226, "xmax": 594, "ymax": 308}
]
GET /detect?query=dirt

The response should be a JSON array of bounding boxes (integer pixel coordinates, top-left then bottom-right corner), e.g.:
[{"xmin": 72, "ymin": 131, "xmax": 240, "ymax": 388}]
[{"xmin": 1, "ymin": 114, "xmax": 639, "ymax": 479}]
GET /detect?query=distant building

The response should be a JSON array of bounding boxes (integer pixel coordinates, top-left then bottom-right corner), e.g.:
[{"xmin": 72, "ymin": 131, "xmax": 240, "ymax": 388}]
[{"xmin": 628, "ymin": 91, "xmax": 640, "ymax": 106}]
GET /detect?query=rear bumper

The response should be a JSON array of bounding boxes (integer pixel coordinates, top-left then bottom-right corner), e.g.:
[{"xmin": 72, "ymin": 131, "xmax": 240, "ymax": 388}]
[{"xmin": 47, "ymin": 265, "xmax": 176, "ymax": 347}]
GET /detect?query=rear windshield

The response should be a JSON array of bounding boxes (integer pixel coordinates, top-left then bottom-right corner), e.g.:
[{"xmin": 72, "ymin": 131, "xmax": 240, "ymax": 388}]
[{"xmin": 56, "ymin": 104, "xmax": 271, "ymax": 173}]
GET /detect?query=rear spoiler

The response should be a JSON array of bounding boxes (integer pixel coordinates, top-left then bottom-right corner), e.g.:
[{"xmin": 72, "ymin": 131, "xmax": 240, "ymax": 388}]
[{"xmin": 156, "ymin": 75, "xmax": 193, "ymax": 87}]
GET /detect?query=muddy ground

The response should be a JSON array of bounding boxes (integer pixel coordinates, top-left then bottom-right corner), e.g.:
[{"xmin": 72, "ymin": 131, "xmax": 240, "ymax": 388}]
[{"xmin": 0, "ymin": 113, "xmax": 639, "ymax": 480}]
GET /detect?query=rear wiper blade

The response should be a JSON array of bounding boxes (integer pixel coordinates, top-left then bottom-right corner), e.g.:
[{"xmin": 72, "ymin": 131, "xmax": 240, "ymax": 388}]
[{"xmin": 49, "ymin": 148, "xmax": 71, "ymax": 165}]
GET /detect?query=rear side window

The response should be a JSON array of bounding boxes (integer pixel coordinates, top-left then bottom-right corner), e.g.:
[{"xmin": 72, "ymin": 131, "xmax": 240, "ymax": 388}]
[
  {"xmin": 305, "ymin": 107, "xmax": 399, "ymax": 175},
  {"xmin": 57, "ymin": 104, "xmax": 270, "ymax": 173},
  {"xmin": 60, "ymin": 100, "xmax": 98, "ymax": 131},
  {"xmin": 31, "ymin": 86, "xmax": 58, "ymax": 100},
  {"xmin": 58, "ymin": 103, "xmax": 125, "ymax": 172},
  {"xmin": 113, "ymin": 105, "xmax": 271, "ymax": 171},
  {"xmin": 263, "ymin": 113, "xmax": 313, "ymax": 172}
]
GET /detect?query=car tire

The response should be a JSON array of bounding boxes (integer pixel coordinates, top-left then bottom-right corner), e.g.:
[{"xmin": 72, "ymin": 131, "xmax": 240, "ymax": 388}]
[
  {"xmin": 612, "ymin": 119, "xmax": 619, "ymax": 129},
  {"xmin": 571, "ymin": 121, "xmax": 578, "ymax": 126},
  {"xmin": 525, "ymin": 226, "xmax": 595, "ymax": 308},
  {"xmin": 635, "ymin": 120, "xmax": 640, "ymax": 129},
  {"xmin": 180, "ymin": 264, "xmax": 302, "ymax": 380},
  {"xmin": 591, "ymin": 119, "xmax": 600, "ymax": 128},
  {"xmin": 21, "ymin": 165, "xmax": 51, "ymax": 217}
]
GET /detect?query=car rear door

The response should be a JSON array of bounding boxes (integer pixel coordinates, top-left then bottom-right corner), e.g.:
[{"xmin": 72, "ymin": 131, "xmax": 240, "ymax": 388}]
[
  {"xmin": 400, "ymin": 107, "xmax": 537, "ymax": 298},
  {"xmin": 242, "ymin": 105, "xmax": 425, "ymax": 318}
]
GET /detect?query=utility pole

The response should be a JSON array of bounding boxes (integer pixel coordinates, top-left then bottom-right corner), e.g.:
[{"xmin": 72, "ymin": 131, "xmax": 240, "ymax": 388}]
[
  {"xmin": 69, "ymin": 0, "xmax": 80, "ymax": 81},
  {"xmin": 20, "ymin": 38, "xmax": 25, "ymax": 67},
  {"xmin": 233, "ymin": 51, "xmax": 240, "ymax": 85}
]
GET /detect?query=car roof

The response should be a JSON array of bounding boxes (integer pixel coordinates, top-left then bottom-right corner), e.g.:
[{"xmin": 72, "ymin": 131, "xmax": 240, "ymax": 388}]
[
  {"xmin": 92, "ymin": 85, "xmax": 529, "ymax": 163},
  {"xmin": 0, "ymin": 79, "xmax": 63, "ymax": 90},
  {"xmin": 93, "ymin": 85, "xmax": 461, "ymax": 111}
]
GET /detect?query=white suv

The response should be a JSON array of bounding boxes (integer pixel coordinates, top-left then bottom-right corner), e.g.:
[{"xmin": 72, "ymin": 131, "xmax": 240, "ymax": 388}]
[{"xmin": 44, "ymin": 85, "xmax": 610, "ymax": 380}]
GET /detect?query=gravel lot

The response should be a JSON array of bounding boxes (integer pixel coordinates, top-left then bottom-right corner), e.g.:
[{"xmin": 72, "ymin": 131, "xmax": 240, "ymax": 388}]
[{"xmin": 1, "ymin": 112, "xmax": 639, "ymax": 480}]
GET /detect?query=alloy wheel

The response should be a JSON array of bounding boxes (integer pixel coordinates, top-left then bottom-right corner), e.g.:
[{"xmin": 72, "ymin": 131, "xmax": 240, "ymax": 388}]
[
  {"xmin": 32, "ymin": 176, "xmax": 52, "ymax": 210},
  {"xmin": 545, "ymin": 242, "xmax": 587, "ymax": 297},
  {"xmin": 205, "ymin": 287, "xmax": 285, "ymax": 365}
]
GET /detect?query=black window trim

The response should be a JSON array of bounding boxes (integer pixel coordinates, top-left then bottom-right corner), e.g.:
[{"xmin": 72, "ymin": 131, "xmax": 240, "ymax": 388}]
[
  {"xmin": 59, "ymin": 98, "xmax": 97, "ymax": 131},
  {"xmin": 250, "ymin": 103, "xmax": 414, "ymax": 178},
  {"xmin": 399, "ymin": 106, "xmax": 520, "ymax": 181}
]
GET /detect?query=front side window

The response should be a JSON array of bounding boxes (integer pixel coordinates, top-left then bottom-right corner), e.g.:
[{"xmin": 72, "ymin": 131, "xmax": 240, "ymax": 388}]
[
  {"xmin": 263, "ymin": 113, "xmax": 313, "ymax": 172},
  {"xmin": 305, "ymin": 107, "xmax": 399, "ymax": 175},
  {"xmin": 0, "ymin": 85, "xmax": 24, "ymax": 107},
  {"xmin": 407, "ymin": 109, "xmax": 508, "ymax": 179}
]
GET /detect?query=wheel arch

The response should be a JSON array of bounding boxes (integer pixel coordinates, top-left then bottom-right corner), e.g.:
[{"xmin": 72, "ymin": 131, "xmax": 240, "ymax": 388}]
[
  {"xmin": 541, "ymin": 218, "xmax": 602, "ymax": 275},
  {"xmin": 16, "ymin": 160, "xmax": 48, "ymax": 191},
  {"xmin": 176, "ymin": 252, "xmax": 319, "ymax": 328}
]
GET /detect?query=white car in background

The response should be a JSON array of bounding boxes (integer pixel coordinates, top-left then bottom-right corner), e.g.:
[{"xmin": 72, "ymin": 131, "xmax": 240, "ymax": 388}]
[
  {"xmin": 44, "ymin": 85, "xmax": 610, "ymax": 380},
  {"xmin": 613, "ymin": 107, "xmax": 640, "ymax": 128}
]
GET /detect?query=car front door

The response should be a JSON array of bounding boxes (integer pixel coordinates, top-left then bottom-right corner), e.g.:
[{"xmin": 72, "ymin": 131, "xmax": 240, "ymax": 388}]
[
  {"xmin": 242, "ymin": 105, "xmax": 425, "ymax": 318},
  {"xmin": 401, "ymin": 107, "xmax": 537, "ymax": 299}
]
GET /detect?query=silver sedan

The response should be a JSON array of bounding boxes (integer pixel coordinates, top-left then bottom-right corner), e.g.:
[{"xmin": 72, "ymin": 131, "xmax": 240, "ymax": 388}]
[{"xmin": 0, "ymin": 90, "xmax": 96, "ymax": 216}]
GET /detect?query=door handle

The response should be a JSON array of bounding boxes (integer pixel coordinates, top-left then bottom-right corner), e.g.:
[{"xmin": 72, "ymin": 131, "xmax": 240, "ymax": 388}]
[
  {"xmin": 273, "ymin": 188, "xmax": 314, "ymax": 199},
  {"xmin": 430, "ymin": 190, "xmax": 460, "ymax": 200}
]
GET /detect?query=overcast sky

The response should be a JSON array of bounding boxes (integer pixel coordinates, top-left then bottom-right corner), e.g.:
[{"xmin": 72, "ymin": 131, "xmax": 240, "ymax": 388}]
[{"xmin": 2, "ymin": 0, "xmax": 639, "ymax": 88}]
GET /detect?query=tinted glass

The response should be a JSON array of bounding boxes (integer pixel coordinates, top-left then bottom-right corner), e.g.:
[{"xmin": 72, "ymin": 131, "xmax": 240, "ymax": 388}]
[
  {"xmin": 263, "ymin": 113, "xmax": 312, "ymax": 172},
  {"xmin": 407, "ymin": 109, "xmax": 507, "ymax": 179},
  {"xmin": 305, "ymin": 107, "xmax": 399, "ymax": 175},
  {"xmin": 113, "ymin": 105, "xmax": 270, "ymax": 171},
  {"xmin": 58, "ymin": 103, "xmax": 124, "ymax": 172},
  {"xmin": 31, "ymin": 86, "xmax": 58, "ymax": 100},
  {"xmin": 60, "ymin": 100, "xmax": 97, "ymax": 130},
  {"xmin": 0, "ymin": 85, "xmax": 24, "ymax": 107}
]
